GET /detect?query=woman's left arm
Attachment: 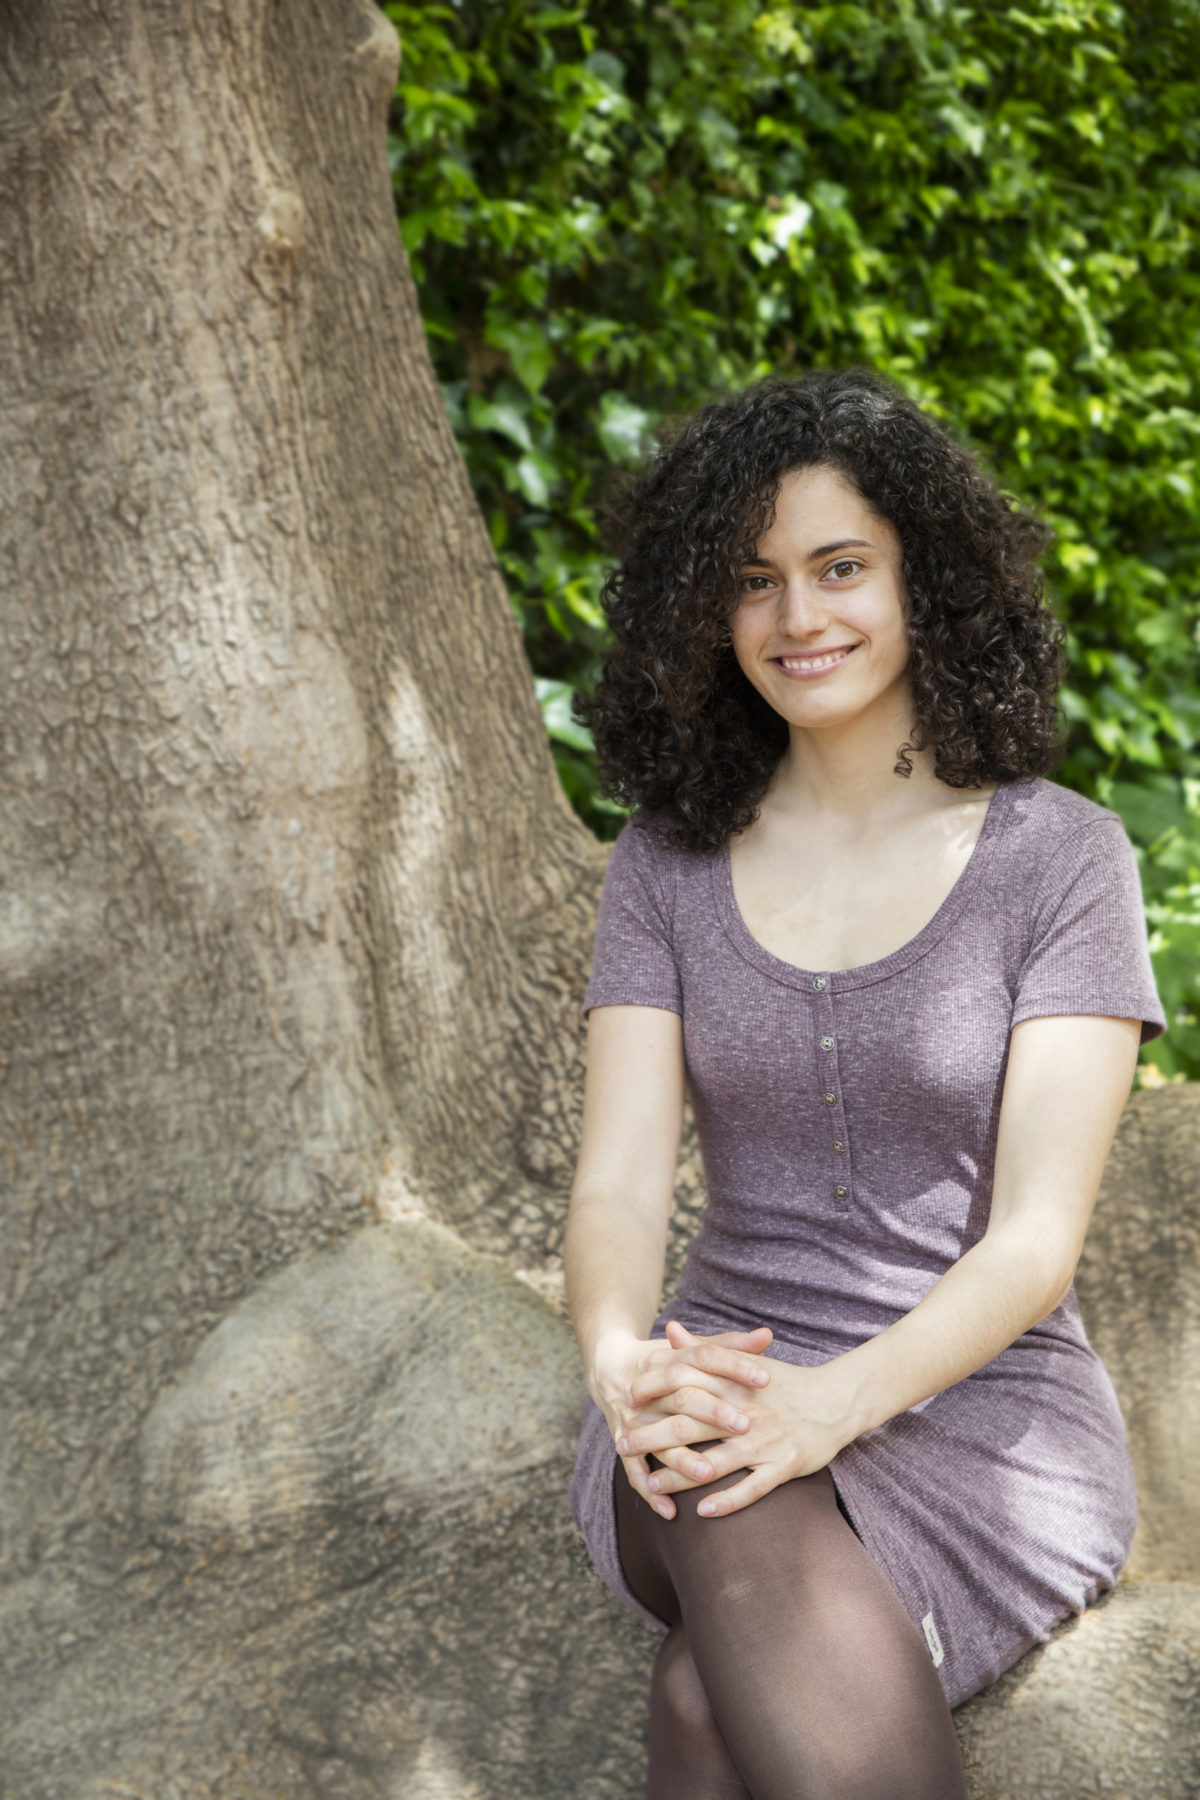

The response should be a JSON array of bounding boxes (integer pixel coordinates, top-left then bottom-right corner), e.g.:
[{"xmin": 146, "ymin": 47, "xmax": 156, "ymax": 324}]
[
  {"xmin": 822, "ymin": 1011, "xmax": 1142, "ymax": 1432},
  {"xmin": 630, "ymin": 1012, "xmax": 1142, "ymax": 1516}
]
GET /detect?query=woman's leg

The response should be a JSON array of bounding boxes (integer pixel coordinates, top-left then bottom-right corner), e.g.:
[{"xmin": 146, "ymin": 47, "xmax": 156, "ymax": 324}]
[
  {"xmin": 616, "ymin": 1466, "xmax": 752, "ymax": 1800},
  {"xmin": 614, "ymin": 1449, "xmax": 967, "ymax": 1800},
  {"xmin": 647, "ymin": 1623, "xmax": 755, "ymax": 1800}
]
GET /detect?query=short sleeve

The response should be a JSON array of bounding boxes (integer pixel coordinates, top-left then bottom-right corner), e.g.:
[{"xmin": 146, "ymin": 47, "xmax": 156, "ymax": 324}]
[
  {"xmin": 581, "ymin": 817, "xmax": 683, "ymax": 1020},
  {"xmin": 1012, "ymin": 818, "xmax": 1166, "ymax": 1044}
]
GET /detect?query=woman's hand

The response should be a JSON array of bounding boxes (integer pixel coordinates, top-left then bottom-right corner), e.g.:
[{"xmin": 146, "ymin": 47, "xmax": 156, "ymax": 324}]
[
  {"xmin": 620, "ymin": 1320, "xmax": 862, "ymax": 1518},
  {"xmin": 589, "ymin": 1321, "xmax": 775, "ymax": 1520}
]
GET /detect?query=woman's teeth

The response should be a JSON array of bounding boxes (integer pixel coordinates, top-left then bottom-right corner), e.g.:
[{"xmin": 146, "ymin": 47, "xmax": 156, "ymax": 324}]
[{"xmin": 777, "ymin": 646, "xmax": 857, "ymax": 671}]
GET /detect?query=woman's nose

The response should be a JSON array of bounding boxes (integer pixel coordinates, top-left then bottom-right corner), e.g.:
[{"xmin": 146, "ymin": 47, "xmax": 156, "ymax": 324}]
[{"xmin": 775, "ymin": 577, "xmax": 830, "ymax": 636}]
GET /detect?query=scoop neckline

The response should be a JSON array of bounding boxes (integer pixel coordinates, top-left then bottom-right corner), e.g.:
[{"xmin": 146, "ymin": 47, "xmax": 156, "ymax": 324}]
[{"xmin": 712, "ymin": 777, "xmax": 1020, "ymax": 993}]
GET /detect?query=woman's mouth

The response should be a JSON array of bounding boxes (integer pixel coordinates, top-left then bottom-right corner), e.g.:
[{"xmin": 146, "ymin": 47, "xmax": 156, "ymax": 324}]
[{"xmin": 772, "ymin": 644, "xmax": 860, "ymax": 680}]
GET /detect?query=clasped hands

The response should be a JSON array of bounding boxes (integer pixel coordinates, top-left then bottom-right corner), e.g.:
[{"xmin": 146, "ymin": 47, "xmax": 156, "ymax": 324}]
[{"xmin": 594, "ymin": 1318, "xmax": 858, "ymax": 1520}]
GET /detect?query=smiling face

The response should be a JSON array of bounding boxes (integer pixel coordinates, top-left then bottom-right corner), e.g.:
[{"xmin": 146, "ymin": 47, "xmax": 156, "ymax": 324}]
[{"xmin": 729, "ymin": 463, "xmax": 912, "ymax": 739}]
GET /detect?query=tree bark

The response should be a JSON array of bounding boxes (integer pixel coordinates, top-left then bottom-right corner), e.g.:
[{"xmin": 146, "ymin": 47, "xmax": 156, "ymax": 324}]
[{"xmin": 0, "ymin": 3, "xmax": 644, "ymax": 1791}]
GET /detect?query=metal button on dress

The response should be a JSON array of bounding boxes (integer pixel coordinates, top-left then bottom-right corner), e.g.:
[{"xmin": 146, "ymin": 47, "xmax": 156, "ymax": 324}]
[
  {"xmin": 824, "ymin": 1092, "xmax": 837, "ymax": 1106},
  {"xmin": 833, "ymin": 1140, "xmax": 845, "ymax": 1153},
  {"xmin": 834, "ymin": 1185, "xmax": 849, "ymax": 1200},
  {"xmin": 813, "ymin": 975, "xmax": 827, "ymax": 991},
  {"xmin": 820, "ymin": 1035, "xmax": 834, "ymax": 1050}
]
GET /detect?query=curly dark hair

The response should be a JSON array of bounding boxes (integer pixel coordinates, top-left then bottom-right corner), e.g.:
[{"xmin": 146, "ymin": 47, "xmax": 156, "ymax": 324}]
[{"xmin": 577, "ymin": 367, "xmax": 1066, "ymax": 854}]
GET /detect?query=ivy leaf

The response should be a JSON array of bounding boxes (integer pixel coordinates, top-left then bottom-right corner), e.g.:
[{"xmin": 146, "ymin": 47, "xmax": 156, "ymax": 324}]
[
  {"xmin": 595, "ymin": 392, "xmax": 653, "ymax": 465},
  {"xmin": 510, "ymin": 451, "xmax": 560, "ymax": 507},
  {"xmin": 485, "ymin": 314, "xmax": 554, "ymax": 395},
  {"xmin": 467, "ymin": 392, "xmax": 533, "ymax": 452},
  {"xmin": 534, "ymin": 677, "xmax": 596, "ymax": 752}
]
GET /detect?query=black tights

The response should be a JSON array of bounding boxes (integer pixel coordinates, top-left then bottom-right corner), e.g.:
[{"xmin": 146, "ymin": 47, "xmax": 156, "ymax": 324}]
[{"xmin": 614, "ymin": 1447, "xmax": 968, "ymax": 1800}]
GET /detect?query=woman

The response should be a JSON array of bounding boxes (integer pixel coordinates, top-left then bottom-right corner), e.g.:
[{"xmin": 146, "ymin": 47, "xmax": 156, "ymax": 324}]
[{"xmin": 563, "ymin": 369, "xmax": 1166, "ymax": 1799}]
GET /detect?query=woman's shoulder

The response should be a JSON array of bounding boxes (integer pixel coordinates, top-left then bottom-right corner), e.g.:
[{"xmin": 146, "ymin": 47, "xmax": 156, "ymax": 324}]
[
  {"xmin": 1001, "ymin": 774, "xmax": 1126, "ymax": 853},
  {"xmin": 997, "ymin": 775, "xmax": 1140, "ymax": 916},
  {"xmin": 611, "ymin": 807, "xmax": 718, "ymax": 870},
  {"xmin": 999, "ymin": 778, "xmax": 1164, "ymax": 1037},
  {"xmin": 602, "ymin": 808, "xmax": 685, "ymax": 907},
  {"xmin": 602, "ymin": 808, "xmax": 723, "ymax": 934}
]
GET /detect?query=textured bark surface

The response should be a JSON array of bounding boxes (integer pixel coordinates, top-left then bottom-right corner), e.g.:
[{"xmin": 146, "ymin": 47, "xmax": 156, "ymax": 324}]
[
  {"xmin": 0, "ymin": 0, "xmax": 616, "ymax": 1786},
  {"xmin": 0, "ymin": 2, "xmax": 1196, "ymax": 1795},
  {"xmin": 954, "ymin": 1578, "xmax": 1200, "ymax": 1799},
  {"xmin": 0, "ymin": 0, "xmax": 599, "ymax": 1580},
  {"xmin": 1073, "ymin": 1083, "xmax": 1200, "ymax": 1583}
]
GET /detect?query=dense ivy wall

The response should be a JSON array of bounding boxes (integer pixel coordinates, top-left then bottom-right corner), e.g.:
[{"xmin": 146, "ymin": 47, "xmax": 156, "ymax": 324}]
[{"xmin": 386, "ymin": 0, "xmax": 1200, "ymax": 1078}]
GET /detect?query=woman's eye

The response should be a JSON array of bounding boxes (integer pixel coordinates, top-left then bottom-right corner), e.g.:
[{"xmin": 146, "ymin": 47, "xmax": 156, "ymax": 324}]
[
  {"xmin": 827, "ymin": 559, "xmax": 862, "ymax": 581},
  {"xmin": 741, "ymin": 574, "xmax": 773, "ymax": 592}
]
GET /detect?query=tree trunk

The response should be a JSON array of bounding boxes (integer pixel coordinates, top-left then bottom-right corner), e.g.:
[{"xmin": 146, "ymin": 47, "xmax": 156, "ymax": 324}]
[{"xmin": 0, "ymin": 3, "xmax": 647, "ymax": 1791}]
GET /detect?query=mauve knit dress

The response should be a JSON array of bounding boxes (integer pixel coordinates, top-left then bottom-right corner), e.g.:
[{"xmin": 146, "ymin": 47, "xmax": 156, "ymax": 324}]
[{"xmin": 568, "ymin": 773, "xmax": 1166, "ymax": 1711}]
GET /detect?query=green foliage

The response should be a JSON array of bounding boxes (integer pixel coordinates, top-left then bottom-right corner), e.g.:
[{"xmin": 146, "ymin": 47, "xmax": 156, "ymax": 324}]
[{"xmin": 385, "ymin": 0, "xmax": 1200, "ymax": 1078}]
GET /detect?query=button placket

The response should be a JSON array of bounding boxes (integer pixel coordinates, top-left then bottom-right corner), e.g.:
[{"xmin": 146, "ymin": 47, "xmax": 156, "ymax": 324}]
[{"xmin": 813, "ymin": 978, "xmax": 852, "ymax": 1215}]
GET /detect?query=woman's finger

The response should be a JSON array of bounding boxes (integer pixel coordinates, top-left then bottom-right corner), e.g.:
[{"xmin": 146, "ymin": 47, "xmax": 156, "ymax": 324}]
[
  {"xmin": 621, "ymin": 1324, "xmax": 770, "ymax": 1405},
  {"xmin": 645, "ymin": 1448, "xmax": 722, "ymax": 1494},
  {"xmin": 616, "ymin": 1413, "xmax": 723, "ymax": 1462},
  {"xmin": 629, "ymin": 1348, "xmax": 771, "ymax": 1408},
  {"xmin": 665, "ymin": 1319, "xmax": 772, "ymax": 1353},
  {"xmin": 628, "ymin": 1364, "xmax": 758, "ymax": 1421},
  {"xmin": 626, "ymin": 1380, "xmax": 751, "ymax": 1439},
  {"xmin": 621, "ymin": 1449, "xmax": 676, "ymax": 1520},
  {"xmin": 695, "ymin": 1465, "xmax": 783, "ymax": 1517},
  {"xmin": 689, "ymin": 1342, "xmax": 773, "ymax": 1388},
  {"xmin": 648, "ymin": 1442, "xmax": 723, "ymax": 1486}
]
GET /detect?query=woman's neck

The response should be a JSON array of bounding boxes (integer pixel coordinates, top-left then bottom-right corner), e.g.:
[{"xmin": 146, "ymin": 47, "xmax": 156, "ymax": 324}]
[{"xmin": 766, "ymin": 693, "xmax": 945, "ymax": 828}]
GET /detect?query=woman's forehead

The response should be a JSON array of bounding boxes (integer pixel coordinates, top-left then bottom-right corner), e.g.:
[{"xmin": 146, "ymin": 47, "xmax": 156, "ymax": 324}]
[{"xmin": 753, "ymin": 467, "xmax": 896, "ymax": 557}]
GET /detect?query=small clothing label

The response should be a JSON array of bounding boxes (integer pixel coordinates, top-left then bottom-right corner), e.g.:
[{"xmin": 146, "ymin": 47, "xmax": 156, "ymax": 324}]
[{"xmin": 921, "ymin": 1611, "xmax": 945, "ymax": 1668}]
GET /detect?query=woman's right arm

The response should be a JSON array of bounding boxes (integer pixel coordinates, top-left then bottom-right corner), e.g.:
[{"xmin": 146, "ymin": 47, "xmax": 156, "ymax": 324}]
[
  {"xmin": 565, "ymin": 1002, "xmax": 771, "ymax": 1518},
  {"xmin": 566, "ymin": 1003, "xmax": 684, "ymax": 1382}
]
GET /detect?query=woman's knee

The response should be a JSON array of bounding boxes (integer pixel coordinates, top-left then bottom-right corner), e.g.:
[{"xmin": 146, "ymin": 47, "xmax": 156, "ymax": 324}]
[
  {"xmin": 666, "ymin": 1461, "xmax": 840, "ymax": 1539},
  {"xmin": 613, "ymin": 1454, "xmax": 682, "ymax": 1626},
  {"xmin": 652, "ymin": 1623, "xmax": 718, "ymax": 1737},
  {"xmin": 655, "ymin": 1465, "xmax": 850, "ymax": 1605}
]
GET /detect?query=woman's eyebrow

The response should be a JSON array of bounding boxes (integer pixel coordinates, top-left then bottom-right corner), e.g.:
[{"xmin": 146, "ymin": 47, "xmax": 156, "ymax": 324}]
[
  {"xmin": 807, "ymin": 537, "xmax": 874, "ymax": 560},
  {"xmin": 741, "ymin": 537, "xmax": 875, "ymax": 569}
]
